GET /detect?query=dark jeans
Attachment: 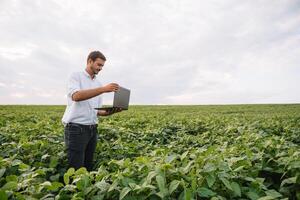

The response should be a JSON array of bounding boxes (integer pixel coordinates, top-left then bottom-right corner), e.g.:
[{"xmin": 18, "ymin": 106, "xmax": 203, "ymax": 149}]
[{"xmin": 64, "ymin": 123, "xmax": 98, "ymax": 171}]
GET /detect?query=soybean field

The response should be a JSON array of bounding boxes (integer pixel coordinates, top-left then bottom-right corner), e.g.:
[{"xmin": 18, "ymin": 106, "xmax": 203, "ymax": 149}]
[{"xmin": 0, "ymin": 104, "xmax": 299, "ymax": 200}]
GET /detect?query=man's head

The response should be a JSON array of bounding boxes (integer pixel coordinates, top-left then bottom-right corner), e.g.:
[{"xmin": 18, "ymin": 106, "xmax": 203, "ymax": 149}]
[{"xmin": 86, "ymin": 51, "xmax": 106, "ymax": 77}]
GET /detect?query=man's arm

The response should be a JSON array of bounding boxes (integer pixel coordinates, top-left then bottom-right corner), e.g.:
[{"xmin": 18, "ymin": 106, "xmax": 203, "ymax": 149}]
[
  {"xmin": 72, "ymin": 87, "xmax": 106, "ymax": 102},
  {"xmin": 72, "ymin": 83, "xmax": 119, "ymax": 102}
]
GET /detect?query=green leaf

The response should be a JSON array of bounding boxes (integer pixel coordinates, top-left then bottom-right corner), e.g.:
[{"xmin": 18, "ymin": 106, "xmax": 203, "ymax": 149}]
[
  {"xmin": 246, "ymin": 191, "xmax": 260, "ymax": 200},
  {"xmin": 66, "ymin": 167, "xmax": 75, "ymax": 176},
  {"xmin": 50, "ymin": 173, "xmax": 60, "ymax": 181},
  {"xmin": 220, "ymin": 177, "xmax": 232, "ymax": 191},
  {"xmin": 280, "ymin": 176, "xmax": 296, "ymax": 187},
  {"xmin": 49, "ymin": 157, "xmax": 58, "ymax": 168},
  {"xmin": 265, "ymin": 190, "xmax": 282, "ymax": 198},
  {"xmin": 165, "ymin": 154, "xmax": 178, "ymax": 163},
  {"xmin": 40, "ymin": 194, "xmax": 55, "ymax": 200},
  {"xmin": 18, "ymin": 163, "xmax": 30, "ymax": 171},
  {"xmin": 6, "ymin": 175, "xmax": 17, "ymax": 182},
  {"xmin": 121, "ymin": 177, "xmax": 135, "ymax": 188},
  {"xmin": 128, "ymin": 182, "xmax": 138, "ymax": 190},
  {"xmin": 156, "ymin": 175, "xmax": 167, "ymax": 198},
  {"xmin": 76, "ymin": 175, "xmax": 90, "ymax": 191},
  {"xmin": 64, "ymin": 174, "xmax": 70, "ymax": 185},
  {"xmin": 288, "ymin": 160, "xmax": 300, "ymax": 169},
  {"xmin": 233, "ymin": 165, "xmax": 244, "ymax": 172},
  {"xmin": 0, "ymin": 190, "xmax": 8, "ymax": 200},
  {"xmin": 169, "ymin": 180, "xmax": 180, "ymax": 194},
  {"xmin": 108, "ymin": 180, "xmax": 118, "ymax": 192},
  {"xmin": 257, "ymin": 196, "xmax": 275, "ymax": 200},
  {"xmin": 11, "ymin": 159, "xmax": 22, "ymax": 166},
  {"xmin": 119, "ymin": 187, "xmax": 131, "ymax": 200},
  {"xmin": 206, "ymin": 174, "xmax": 216, "ymax": 188},
  {"xmin": 35, "ymin": 169, "xmax": 46, "ymax": 176},
  {"xmin": 1, "ymin": 181, "xmax": 18, "ymax": 191},
  {"xmin": 0, "ymin": 168, "xmax": 6, "ymax": 179},
  {"xmin": 184, "ymin": 187, "xmax": 192, "ymax": 200},
  {"xmin": 156, "ymin": 175, "xmax": 166, "ymax": 192},
  {"xmin": 231, "ymin": 182, "xmax": 241, "ymax": 197},
  {"xmin": 182, "ymin": 161, "xmax": 194, "ymax": 174},
  {"xmin": 64, "ymin": 168, "xmax": 75, "ymax": 185},
  {"xmin": 146, "ymin": 171, "xmax": 157, "ymax": 183},
  {"xmin": 91, "ymin": 194, "xmax": 105, "ymax": 200},
  {"xmin": 198, "ymin": 187, "xmax": 216, "ymax": 197},
  {"xmin": 40, "ymin": 181, "xmax": 52, "ymax": 187},
  {"xmin": 180, "ymin": 151, "xmax": 189, "ymax": 161},
  {"xmin": 203, "ymin": 163, "xmax": 216, "ymax": 173},
  {"xmin": 156, "ymin": 191, "xmax": 165, "ymax": 199},
  {"xmin": 41, "ymin": 153, "xmax": 50, "ymax": 160},
  {"xmin": 75, "ymin": 167, "xmax": 88, "ymax": 175},
  {"xmin": 47, "ymin": 182, "xmax": 64, "ymax": 191},
  {"xmin": 95, "ymin": 180, "xmax": 110, "ymax": 191}
]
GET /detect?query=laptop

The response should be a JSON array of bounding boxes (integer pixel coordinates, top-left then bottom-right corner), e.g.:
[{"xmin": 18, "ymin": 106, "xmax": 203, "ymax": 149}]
[{"xmin": 94, "ymin": 86, "xmax": 130, "ymax": 111}]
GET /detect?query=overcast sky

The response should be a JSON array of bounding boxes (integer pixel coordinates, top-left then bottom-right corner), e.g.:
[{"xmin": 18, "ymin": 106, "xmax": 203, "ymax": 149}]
[{"xmin": 0, "ymin": 0, "xmax": 299, "ymax": 105}]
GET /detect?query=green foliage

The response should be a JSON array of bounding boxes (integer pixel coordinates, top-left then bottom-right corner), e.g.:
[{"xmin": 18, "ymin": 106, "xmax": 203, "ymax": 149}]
[{"xmin": 0, "ymin": 104, "xmax": 299, "ymax": 199}]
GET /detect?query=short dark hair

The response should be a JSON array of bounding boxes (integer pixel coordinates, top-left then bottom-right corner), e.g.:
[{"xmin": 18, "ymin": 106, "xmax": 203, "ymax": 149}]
[{"xmin": 87, "ymin": 51, "xmax": 106, "ymax": 63}]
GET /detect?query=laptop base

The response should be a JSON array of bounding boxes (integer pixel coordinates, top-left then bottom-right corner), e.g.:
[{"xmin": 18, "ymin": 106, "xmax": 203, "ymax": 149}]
[{"xmin": 94, "ymin": 107, "xmax": 127, "ymax": 112}]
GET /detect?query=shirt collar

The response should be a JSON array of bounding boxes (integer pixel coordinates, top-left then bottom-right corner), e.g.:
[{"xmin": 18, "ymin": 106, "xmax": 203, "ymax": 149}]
[{"xmin": 84, "ymin": 69, "xmax": 95, "ymax": 80}]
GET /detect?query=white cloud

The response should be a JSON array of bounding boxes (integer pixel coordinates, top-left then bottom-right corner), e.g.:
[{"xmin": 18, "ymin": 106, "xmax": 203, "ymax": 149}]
[
  {"xmin": 0, "ymin": 43, "xmax": 37, "ymax": 60},
  {"xmin": 10, "ymin": 92, "xmax": 26, "ymax": 98},
  {"xmin": 0, "ymin": 82, "xmax": 7, "ymax": 87}
]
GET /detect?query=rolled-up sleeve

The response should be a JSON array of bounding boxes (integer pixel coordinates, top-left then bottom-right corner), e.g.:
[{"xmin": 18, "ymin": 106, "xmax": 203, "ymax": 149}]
[{"xmin": 67, "ymin": 72, "xmax": 80, "ymax": 98}]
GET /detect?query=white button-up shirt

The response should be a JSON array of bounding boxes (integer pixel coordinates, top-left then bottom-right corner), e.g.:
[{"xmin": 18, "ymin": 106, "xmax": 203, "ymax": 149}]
[{"xmin": 62, "ymin": 70, "xmax": 103, "ymax": 125}]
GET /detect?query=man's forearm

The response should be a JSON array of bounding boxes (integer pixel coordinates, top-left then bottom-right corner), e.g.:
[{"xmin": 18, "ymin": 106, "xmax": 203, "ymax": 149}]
[{"xmin": 72, "ymin": 87, "xmax": 106, "ymax": 101}]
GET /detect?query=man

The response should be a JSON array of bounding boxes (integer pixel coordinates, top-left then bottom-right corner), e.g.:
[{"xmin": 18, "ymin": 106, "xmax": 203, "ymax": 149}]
[{"xmin": 62, "ymin": 50, "xmax": 122, "ymax": 171}]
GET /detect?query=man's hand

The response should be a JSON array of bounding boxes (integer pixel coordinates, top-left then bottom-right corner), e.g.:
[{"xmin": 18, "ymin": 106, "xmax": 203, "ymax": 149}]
[
  {"xmin": 97, "ymin": 108, "xmax": 123, "ymax": 116},
  {"xmin": 103, "ymin": 83, "xmax": 119, "ymax": 93}
]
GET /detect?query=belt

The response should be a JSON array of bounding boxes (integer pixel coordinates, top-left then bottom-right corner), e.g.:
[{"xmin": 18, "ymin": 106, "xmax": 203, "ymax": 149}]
[{"xmin": 67, "ymin": 122, "xmax": 98, "ymax": 129}]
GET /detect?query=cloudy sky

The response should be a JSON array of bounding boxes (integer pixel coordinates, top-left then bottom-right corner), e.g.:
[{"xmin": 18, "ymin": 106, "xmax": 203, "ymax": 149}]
[{"xmin": 0, "ymin": 0, "xmax": 299, "ymax": 105}]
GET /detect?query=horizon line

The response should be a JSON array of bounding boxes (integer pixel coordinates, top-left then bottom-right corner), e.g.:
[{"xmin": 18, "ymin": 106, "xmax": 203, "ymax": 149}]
[{"xmin": 0, "ymin": 103, "xmax": 299, "ymax": 106}]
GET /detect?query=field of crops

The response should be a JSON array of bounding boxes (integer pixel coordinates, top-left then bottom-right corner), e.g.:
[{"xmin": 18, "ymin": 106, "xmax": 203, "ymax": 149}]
[{"xmin": 0, "ymin": 104, "xmax": 299, "ymax": 200}]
